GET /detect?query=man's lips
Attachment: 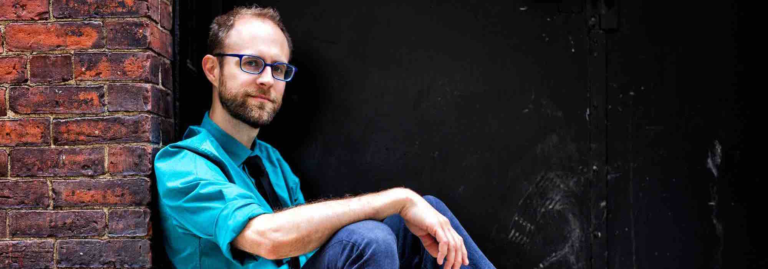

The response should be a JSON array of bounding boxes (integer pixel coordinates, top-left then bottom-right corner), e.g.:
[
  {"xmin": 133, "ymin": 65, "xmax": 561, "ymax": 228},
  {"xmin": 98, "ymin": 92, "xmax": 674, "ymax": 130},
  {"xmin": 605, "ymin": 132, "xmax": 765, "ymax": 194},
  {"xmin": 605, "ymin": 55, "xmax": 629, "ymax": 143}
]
[{"xmin": 250, "ymin": 95, "xmax": 273, "ymax": 103}]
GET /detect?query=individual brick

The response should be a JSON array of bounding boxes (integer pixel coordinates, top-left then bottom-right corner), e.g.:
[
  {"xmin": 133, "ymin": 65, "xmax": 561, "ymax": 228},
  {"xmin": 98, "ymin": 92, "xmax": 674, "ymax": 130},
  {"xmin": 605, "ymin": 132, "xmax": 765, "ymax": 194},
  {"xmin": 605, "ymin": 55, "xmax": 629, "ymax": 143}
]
[
  {"xmin": 9, "ymin": 210, "xmax": 106, "ymax": 237},
  {"xmin": 4, "ymin": 22, "xmax": 105, "ymax": 51},
  {"xmin": 9, "ymin": 86, "xmax": 105, "ymax": 114},
  {"xmin": 0, "ymin": 180, "xmax": 49, "ymax": 208},
  {"xmin": 52, "ymin": 0, "xmax": 150, "ymax": 18},
  {"xmin": 0, "ymin": 240, "xmax": 55, "ymax": 268},
  {"xmin": 0, "ymin": 118, "xmax": 51, "ymax": 146},
  {"xmin": 0, "ymin": 88, "xmax": 6, "ymax": 117},
  {"xmin": 29, "ymin": 55, "xmax": 74, "ymax": 83},
  {"xmin": 10, "ymin": 147, "xmax": 105, "ymax": 177},
  {"xmin": 108, "ymin": 84, "xmax": 172, "ymax": 117},
  {"xmin": 0, "ymin": 0, "xmax": 49, "ymax": 20},
  {"xmin": 106, "ymin": 20, "xmax": 172, "ymax": 59},
  {"xmin": 57, "ymin": 239, "xmax": 151, "ymax": 268},
  {"xmin": 108, "ymin": 145, "xmax": 158, "ymax": 176},
  {"xmin": 74, "ymin": 52, "xmax": 160, "ymax": 83},
  {"xmin": 0, "ymin": 150, "xmax": 6, "ymax": 177},
  {"xmin": 160, "ymin": 58, "xmax": 173, "ymax": 90},
  {"xmin": 108, "ymin": 209, "xmax": 150, "ymax": 236},
  {"xmin": 105, "ymin": 20, "xmax": 150, "ymax": 49},
  {"xmin": 52, "ymin": 179, "xmax": 151, "ymax": 207},
  {"xmin": 53, "ymin": 115, "xmax": 162, "ymax": 145},
  {"xmin": 0, "ymin": 56, "xmax": 28, "ymax": 84},
  {"xmin": 0, "ymin": 211, "xmax": 6, "ymax": 238}
]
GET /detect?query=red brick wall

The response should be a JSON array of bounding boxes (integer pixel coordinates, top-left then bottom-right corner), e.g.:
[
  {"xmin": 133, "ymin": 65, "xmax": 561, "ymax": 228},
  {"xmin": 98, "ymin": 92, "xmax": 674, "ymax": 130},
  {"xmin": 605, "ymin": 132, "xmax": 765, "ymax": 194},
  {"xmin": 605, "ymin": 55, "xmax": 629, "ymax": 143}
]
[{"xmin": 0, "ymin": 0, "xmax": 172, "ymax": 267}]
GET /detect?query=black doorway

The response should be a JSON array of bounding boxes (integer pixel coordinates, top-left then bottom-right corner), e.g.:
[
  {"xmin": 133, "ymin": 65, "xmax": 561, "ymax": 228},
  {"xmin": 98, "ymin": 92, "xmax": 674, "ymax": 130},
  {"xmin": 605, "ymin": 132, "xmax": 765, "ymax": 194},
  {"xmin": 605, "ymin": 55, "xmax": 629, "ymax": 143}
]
[{"xmin": 174, "ymin": 0, "xmax": 762, "ymax": 268}]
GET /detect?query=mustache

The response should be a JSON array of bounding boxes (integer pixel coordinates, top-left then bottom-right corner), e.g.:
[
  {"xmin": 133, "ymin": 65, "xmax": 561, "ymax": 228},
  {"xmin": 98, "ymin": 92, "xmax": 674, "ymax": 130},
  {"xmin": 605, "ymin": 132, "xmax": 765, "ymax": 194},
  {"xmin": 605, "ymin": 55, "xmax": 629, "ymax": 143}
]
[{"xmin": 243, "ymin": 88, "xmax": 276, "ymax": 103}]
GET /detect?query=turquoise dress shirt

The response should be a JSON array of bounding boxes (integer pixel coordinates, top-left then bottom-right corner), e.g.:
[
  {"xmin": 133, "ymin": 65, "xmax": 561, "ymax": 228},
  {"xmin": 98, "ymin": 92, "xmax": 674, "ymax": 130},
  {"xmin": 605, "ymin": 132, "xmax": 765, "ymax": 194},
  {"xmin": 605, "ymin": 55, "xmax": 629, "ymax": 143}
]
[{"xmin": 154, "ymin": 112, "xmax": 315, "ymax": 268}]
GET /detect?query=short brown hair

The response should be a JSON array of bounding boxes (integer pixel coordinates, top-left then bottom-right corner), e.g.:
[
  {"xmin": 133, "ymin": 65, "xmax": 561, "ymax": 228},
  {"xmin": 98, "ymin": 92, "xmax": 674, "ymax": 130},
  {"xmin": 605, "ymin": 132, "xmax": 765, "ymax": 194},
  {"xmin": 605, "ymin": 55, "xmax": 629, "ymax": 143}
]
[{"xmin": 207, "ymin": 5, "xmax": 293, "ymax": 55}]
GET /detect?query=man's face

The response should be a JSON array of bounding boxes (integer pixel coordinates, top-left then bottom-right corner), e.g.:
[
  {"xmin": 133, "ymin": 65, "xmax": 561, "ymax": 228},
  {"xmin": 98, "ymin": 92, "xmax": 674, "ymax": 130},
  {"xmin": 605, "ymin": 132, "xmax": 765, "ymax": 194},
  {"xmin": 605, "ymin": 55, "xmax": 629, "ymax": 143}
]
[{"xmin": 216, "ymin": 17, "xmax": 291, "ymax": 129}]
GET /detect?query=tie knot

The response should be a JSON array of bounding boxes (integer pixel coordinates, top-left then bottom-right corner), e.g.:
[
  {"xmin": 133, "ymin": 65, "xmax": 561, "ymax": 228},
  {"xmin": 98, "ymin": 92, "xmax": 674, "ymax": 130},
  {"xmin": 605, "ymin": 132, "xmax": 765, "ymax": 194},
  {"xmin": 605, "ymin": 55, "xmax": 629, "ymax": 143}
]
[{"xmin": 245, "ymin": 155, "xmax": 267, "ymax": 173}]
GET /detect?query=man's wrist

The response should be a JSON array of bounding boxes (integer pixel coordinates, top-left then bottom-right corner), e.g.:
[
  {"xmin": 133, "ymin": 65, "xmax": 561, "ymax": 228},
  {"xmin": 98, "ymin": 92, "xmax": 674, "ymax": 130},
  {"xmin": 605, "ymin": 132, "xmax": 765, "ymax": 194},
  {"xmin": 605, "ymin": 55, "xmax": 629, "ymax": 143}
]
[{"xmin": 387, "ymin": 187, "xmax": 417, "ymax": 216}]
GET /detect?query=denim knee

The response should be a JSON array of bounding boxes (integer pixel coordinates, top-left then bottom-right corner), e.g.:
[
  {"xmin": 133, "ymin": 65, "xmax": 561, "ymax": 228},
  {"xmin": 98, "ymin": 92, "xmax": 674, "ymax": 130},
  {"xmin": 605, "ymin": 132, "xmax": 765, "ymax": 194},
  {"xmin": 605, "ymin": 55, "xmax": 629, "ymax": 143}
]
[
  {"xmin": 337, "ymin": 220, "xmax": 398, "ymax": 259},
  {"xmin": 423, "ymin": 195, "xmax": 448, "ymax": 214}
]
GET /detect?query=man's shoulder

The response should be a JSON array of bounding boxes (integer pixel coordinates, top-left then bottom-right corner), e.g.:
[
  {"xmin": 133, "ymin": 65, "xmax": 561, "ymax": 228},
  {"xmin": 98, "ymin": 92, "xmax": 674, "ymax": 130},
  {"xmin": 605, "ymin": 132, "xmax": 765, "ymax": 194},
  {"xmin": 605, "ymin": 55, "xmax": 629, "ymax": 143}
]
[
  {"xmin": 154, "ymin": 126, "xmax": 226, "ymax": 174},
  {"xmin": 253, "ymin": 140, "xmax": 289, "ymax": 163},
  {"xmin": 254, "ymin": 139, "xmax": 278, "ymax": 154}
]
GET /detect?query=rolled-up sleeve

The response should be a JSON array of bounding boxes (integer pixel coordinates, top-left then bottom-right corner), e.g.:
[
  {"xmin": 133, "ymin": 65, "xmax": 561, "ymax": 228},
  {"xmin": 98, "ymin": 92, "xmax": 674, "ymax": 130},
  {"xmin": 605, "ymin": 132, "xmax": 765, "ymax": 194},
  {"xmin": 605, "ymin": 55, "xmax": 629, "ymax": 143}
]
[{"xmin": 155, "ymin": 146, "xmax": 269, "ymax": 265}]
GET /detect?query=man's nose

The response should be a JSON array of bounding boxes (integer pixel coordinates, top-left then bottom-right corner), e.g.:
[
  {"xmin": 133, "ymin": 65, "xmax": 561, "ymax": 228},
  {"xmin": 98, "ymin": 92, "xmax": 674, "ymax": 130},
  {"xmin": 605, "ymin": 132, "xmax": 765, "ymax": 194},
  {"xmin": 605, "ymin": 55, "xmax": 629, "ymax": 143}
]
[{"xmin": 257, "ymin": 66, "xmax": 275, "ymax": 86}]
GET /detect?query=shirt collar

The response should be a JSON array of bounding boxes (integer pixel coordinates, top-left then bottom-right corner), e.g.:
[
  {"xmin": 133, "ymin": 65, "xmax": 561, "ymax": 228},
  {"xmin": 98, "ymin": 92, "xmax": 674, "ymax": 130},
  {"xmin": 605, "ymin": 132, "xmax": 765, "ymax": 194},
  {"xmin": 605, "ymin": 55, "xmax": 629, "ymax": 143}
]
[{"xmin": 200, "ymin": 111, "xmax": 257, "ymax": 166}]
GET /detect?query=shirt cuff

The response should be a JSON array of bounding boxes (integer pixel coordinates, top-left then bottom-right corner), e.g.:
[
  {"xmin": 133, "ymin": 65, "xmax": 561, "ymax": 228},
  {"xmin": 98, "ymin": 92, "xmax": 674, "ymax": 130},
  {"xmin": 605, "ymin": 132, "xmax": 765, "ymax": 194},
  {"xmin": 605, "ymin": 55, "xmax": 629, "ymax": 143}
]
[{"xmin": 214, "ymin": 200, "xmax": 267, "ymax": 266}]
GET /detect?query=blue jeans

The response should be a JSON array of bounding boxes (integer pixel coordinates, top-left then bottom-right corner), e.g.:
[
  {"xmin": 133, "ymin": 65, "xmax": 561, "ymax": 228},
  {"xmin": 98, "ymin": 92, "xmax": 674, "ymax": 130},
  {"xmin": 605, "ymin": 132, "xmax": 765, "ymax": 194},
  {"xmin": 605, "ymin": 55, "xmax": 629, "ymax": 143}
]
[{"xmin": 302, "ymin": 196, "xmax": 494, "ymax": 268}]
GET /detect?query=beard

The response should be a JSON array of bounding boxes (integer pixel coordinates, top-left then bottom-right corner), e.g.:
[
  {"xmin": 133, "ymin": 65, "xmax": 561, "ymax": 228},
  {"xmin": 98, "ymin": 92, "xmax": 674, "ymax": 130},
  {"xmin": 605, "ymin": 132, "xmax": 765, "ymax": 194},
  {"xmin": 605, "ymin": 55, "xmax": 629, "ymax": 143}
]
[{"xmin": 218, "ymin": 76, "xmax": 282, "ymax": 129}]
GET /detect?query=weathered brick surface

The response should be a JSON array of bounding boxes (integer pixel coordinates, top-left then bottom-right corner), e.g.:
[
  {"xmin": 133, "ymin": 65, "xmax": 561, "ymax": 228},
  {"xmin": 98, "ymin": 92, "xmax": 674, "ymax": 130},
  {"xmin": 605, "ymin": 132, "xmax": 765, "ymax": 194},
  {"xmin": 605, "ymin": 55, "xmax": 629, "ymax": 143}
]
[
  {"xmin": 0, "ymin": 88, "xmax": 6, "ymax": 117},
  {"xmin": 0, "ymin": 0, "xmax": 49, "ymax": 20},
  {"xmin": 0, "ymin": 56, "xmax": 28, "ymax": 84},
  {"xmin": 0, "ymin": 240, "xmax": 55, "ymax": 268},
  {"xmin": 52, "ymin": 0, "xmax": 150, "ymax": 18},
  {"xmin": 108, "ymin": 145, "xmax": 158, "ymax": 176},
  {"xmin": 150, "ymin": 0, "xmax": 172, "ymax": 30},
  {"xmin": 4, "ymin": 0, "xmax": 173, "ymax": 265},
  {"xmin": 53, "ymin": 115, "xmax": 161, "ymax": 145},
  {"xmin": 108, "ymin": 209, "xmax": 151, "ymax": 236},
  {"xmin": 106, "ymin": 20, "xmax": 172, "ymax": 59},
  {"xmin": 9, "ymin": 210, "xmax": 106, "ymax": 237},
  {"xmin": 0, "ymin": 180, "xmax": 49, "ymax": 208},
  {"xmin": 10, "ymin": 86, "xmax": 106, "ymax": 114},
  {"xmin": 108, "ymin": 84, "xmax": 172, "ymax": 117},
  {"xmin": 151, "ymin": 25, "xmax": 173, "ymax": 60},
  {"xmin": 29, "ymin": 54, "xmax": 74, "ymax": 83},
  {"xmin": 160, "ymin": 58, "xmax": 173, "ymax": 90},
  {"xmin": 0, "ymin": 211, "xmax": 6, "ymax": 238},
  {"xmin": 74, "ymin": 52, "xmax": 160, "ymax": 83},
  {"xmin": 10, "ymin": 148, "xmax": 105, "ymax": 177},
  {"xmin": 5, "ymin": 22, "xmax": 105, "ymax": 51},
  {"xmin": 106, "ymin": 20, "xmax": 150, "ymax": 49},
  {"xmin": 0, "ymin": 118, "xmax": 51, "ymax": 146},
  {"xmin": 53, "ymin": 179, "xmax": 151, "ymax": 207},
  {"xmin": 0, "ymin": 150, "xmax": 6, "ymax": 177},
  {"xmin": 57, "ymin": 239, "xmax": 151, "ymax": 267}
]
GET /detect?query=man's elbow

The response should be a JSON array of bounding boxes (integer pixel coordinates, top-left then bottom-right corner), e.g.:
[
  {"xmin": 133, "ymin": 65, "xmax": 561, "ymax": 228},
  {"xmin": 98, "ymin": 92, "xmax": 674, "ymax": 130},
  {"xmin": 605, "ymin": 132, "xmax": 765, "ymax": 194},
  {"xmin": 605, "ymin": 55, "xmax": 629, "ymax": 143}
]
[{"xmin": 233, "ymin": 215, "xmax": 286, "ymax": 260}]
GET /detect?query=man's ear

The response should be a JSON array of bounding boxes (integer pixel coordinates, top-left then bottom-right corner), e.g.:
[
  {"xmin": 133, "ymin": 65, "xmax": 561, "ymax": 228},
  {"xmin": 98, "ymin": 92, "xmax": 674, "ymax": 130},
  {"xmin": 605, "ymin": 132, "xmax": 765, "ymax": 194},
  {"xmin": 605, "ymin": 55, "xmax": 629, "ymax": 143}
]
[{"xmin": 202, "ymin": 54, "xmax": 221, "ymax": 88}]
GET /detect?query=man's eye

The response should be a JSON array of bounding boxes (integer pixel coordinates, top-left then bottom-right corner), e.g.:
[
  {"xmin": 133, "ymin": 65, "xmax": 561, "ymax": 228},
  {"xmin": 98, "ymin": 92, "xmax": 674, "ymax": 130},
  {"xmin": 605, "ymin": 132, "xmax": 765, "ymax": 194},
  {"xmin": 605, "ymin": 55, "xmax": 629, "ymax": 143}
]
[{"xmin": 273, "ymin": 65, "xmax": 285, "ymax": 74}]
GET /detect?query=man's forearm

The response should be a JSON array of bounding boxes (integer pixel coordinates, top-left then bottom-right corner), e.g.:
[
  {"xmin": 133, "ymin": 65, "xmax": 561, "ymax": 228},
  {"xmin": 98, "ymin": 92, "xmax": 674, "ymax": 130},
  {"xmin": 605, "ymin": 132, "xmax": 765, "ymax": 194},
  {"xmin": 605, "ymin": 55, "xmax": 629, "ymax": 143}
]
[{"xmin": 233, "ymin": 187, "xmax": 416, "ymax": 259}]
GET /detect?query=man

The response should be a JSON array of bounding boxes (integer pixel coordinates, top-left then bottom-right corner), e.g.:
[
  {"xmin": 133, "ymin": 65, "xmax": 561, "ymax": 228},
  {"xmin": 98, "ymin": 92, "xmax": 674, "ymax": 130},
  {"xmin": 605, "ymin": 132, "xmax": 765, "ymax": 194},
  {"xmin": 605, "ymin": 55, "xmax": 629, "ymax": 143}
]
[{"xmin": 154, "ymin": 6, "xmax": 494, "ymax": 269}]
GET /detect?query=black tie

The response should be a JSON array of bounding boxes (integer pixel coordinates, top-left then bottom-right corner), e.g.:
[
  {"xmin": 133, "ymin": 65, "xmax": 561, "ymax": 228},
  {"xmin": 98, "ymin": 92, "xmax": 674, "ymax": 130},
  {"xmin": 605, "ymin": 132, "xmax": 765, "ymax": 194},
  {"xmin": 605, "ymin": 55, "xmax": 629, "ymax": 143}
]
[{"xmin": 244, "ymin": 155, "xmax": 300, "ymax": 269}]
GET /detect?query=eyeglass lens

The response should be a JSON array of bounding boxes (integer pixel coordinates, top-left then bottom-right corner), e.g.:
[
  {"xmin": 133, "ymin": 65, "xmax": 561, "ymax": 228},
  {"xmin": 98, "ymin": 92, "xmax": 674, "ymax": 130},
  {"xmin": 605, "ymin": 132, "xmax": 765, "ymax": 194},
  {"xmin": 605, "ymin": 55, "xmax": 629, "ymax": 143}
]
[{"xmin": 241, "ymin": 56, "xmax": 294, "ymax": 80}]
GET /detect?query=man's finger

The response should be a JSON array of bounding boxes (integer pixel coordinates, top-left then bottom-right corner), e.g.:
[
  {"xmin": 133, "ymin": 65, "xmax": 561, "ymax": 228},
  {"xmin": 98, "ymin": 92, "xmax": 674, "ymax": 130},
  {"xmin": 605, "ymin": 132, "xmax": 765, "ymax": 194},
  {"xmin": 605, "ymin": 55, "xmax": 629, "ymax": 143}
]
[
  {"xmin": 452, "ymin": 229, "xmax": 462, "ymax": 269},
  {"xmin": 443, "ymin": 227, "xmax": 458, "ymax": 269},
  {"xmin": 418, "ymin": 233, "xmax": 440, "ymax": 257},
  {"xmin": 453, "ymin": 230, "xmax": 464, "ymax": 269},
  {"xmin": 461, "ymin": 233, "xmax": 469, "ymax": 266},
  {"xmin": 435, "ymin": 228, "xmax": 448, "ymax": 265}
]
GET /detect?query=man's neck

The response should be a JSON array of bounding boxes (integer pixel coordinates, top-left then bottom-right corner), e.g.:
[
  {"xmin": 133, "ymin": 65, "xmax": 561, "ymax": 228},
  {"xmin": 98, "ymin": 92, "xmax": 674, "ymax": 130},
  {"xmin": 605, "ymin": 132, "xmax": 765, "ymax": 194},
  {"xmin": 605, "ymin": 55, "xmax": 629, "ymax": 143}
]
[{"xmin": 209, "ymin": 105, "xmax": 260, "ymax": 149}]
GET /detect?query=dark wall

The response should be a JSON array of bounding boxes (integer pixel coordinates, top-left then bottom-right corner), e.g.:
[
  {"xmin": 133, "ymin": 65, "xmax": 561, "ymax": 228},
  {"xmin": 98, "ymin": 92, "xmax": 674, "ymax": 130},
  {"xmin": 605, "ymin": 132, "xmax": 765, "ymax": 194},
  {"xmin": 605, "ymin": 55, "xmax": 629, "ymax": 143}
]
[
  {"xmin": 604, "ymin": 1, "xmax": 763, "ymax": 268},
  {"xmin": 175, "ymin": 0, "xmax": 762, "ymax": 268}
]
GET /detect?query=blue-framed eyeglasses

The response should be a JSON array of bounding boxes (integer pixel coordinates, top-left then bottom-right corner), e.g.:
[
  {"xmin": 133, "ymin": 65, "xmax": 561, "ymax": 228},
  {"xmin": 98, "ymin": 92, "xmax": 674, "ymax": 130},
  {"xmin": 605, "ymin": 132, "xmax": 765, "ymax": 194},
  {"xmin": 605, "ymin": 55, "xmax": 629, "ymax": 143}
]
[{"xmin": 213, "ymin": 53, "xmax": 297, "ymax": 81}]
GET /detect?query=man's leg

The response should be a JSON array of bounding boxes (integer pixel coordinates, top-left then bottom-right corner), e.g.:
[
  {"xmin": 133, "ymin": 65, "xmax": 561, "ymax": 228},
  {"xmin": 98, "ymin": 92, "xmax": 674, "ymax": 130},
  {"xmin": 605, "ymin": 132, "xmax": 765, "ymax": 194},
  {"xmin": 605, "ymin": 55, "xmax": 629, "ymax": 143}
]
[
  {"xmin": 303, "ymin": 220, "xmax": 399, "ymax": 268},
  {"xmin": 382, "ymin": 195, "xmax": 495, "ymax": 269}
]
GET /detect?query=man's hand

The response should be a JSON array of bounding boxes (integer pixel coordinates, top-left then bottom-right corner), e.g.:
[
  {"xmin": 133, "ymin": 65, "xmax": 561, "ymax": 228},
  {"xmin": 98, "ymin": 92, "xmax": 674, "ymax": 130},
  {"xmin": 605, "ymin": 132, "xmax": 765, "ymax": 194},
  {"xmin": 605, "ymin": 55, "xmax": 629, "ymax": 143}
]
[{"xmin": 399, "ymin": 191, "xmax": 469, "ymax": 269}]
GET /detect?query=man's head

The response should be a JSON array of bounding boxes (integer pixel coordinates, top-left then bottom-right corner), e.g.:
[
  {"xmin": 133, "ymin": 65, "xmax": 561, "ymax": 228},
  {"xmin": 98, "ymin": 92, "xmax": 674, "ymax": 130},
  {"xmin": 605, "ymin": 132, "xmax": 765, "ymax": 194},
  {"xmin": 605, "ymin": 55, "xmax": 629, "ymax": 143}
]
[{"xmin": 203, "ymin": 6, "xmax": 293, "ymax": 129}]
